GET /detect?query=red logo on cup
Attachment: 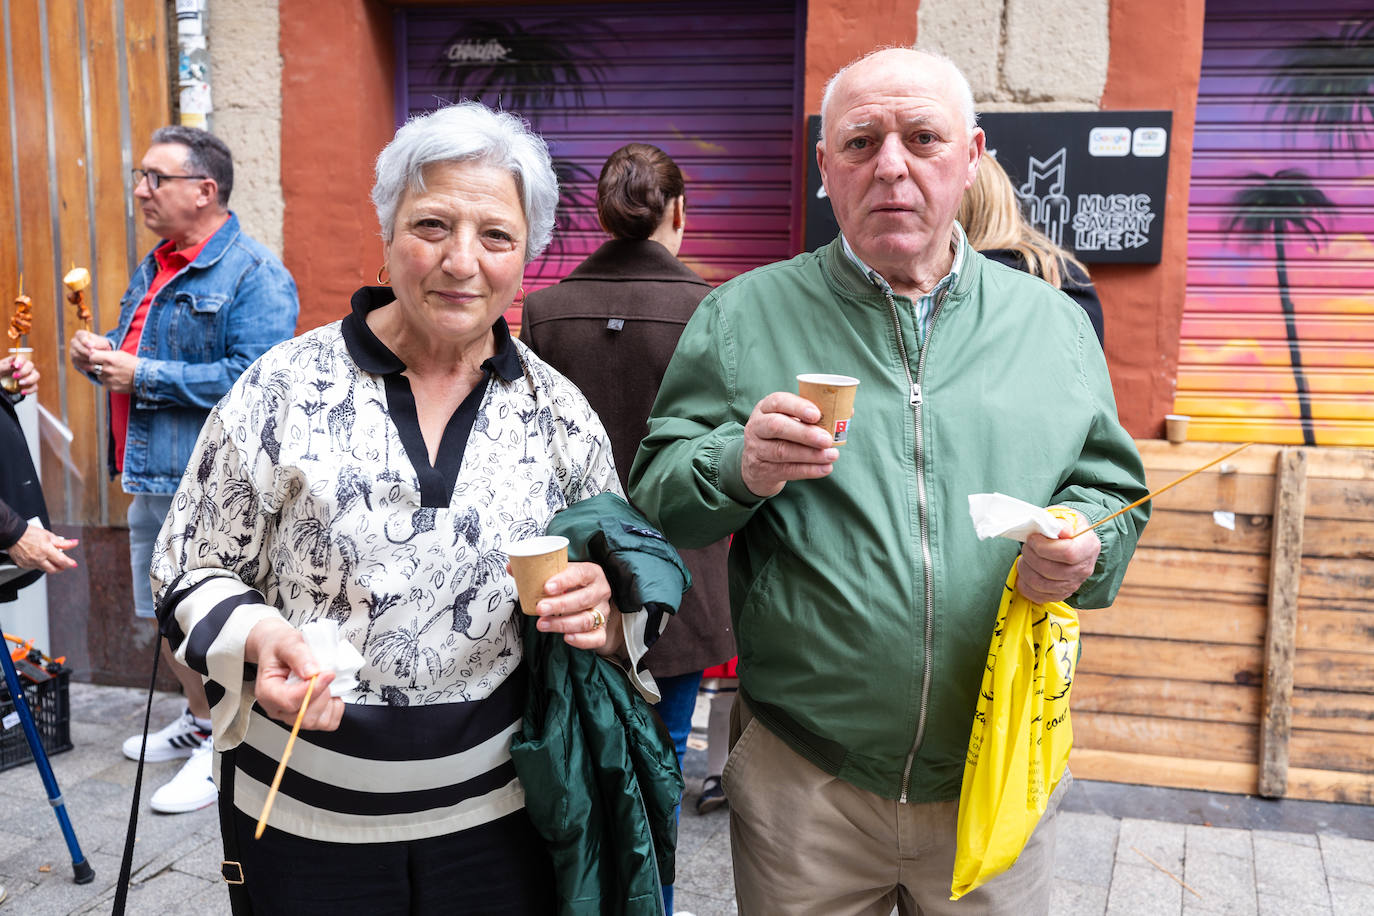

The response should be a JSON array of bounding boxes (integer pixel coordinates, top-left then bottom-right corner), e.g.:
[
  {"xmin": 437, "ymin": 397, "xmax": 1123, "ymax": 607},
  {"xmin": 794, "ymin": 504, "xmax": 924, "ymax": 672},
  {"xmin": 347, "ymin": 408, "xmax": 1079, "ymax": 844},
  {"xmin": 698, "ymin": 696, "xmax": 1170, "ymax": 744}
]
[{"xmin": 833, "ymin": 418, "xmax": 849, "ymax": 443}]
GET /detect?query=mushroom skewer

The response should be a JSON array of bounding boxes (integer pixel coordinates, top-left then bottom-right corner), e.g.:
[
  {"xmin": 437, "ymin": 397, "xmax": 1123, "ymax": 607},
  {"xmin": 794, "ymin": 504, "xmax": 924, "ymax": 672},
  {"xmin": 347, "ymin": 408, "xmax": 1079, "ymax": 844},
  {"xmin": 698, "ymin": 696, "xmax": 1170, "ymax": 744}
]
[{"xmin": 65, "ymin": 266, "xmax": 92, "ymax": 332}]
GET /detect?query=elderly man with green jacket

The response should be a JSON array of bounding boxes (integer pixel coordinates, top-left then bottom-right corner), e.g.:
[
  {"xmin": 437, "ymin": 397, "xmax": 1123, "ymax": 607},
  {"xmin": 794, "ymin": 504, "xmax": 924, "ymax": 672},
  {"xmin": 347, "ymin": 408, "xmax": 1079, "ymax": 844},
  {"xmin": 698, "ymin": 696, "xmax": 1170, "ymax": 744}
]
[{"xmin": 629, "ymin": 47, "xmax": 1149, "ymax": 915}]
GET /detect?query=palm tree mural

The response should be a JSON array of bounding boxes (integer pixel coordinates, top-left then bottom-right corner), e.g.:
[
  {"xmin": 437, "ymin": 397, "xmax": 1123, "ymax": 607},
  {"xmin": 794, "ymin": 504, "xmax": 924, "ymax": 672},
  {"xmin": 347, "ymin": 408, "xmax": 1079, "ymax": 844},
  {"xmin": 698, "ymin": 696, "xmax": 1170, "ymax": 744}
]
[
  {"xmin": 1222, "ymin": 170, "xmax": 1335, "ymax": 446},
  {"xmin": 431, "ymin": 19, "xmax": 620, "ymax": 275},
  {"xmin": 1265, "ymin": 15, "xmax": 1373, "ymax": 152}
]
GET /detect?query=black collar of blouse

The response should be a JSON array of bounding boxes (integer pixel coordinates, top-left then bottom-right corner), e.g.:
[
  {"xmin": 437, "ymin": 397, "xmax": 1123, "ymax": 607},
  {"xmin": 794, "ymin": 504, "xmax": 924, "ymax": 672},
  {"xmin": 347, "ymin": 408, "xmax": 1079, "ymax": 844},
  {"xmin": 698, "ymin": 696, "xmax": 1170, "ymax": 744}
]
[{"xmin": 342, "ymin": 285, "xmax": 523, "ymax": 382}]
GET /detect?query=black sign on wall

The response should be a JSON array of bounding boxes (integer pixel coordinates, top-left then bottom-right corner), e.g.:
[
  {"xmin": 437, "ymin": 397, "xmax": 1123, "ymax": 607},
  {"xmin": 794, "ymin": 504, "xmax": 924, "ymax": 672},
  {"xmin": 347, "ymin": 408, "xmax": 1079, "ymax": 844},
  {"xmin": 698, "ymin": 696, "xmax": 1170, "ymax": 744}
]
[
  {"xmin": 980, "ymin": 111, "xmax": 1172, "ymax": 263},
  {"xmin": 804, "ymin": 111, "xmax": 1173, "ymax": 264},
  {"xmin": 803, "ymin": 116, "xmax": 838, "ymax": 252}
]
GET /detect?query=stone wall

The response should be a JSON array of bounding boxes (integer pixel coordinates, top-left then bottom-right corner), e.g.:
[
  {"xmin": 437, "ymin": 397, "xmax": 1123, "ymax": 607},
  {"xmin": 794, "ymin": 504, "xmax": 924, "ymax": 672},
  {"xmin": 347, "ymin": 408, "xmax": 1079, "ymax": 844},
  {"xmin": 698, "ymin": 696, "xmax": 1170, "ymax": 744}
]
[
  {"xmin": 918, "ymin": 0, "xmax": 1110, "ymax": 111},
  {"xmin": 208, "ymin": 0, "xmax": 284, "ymax": 257}
]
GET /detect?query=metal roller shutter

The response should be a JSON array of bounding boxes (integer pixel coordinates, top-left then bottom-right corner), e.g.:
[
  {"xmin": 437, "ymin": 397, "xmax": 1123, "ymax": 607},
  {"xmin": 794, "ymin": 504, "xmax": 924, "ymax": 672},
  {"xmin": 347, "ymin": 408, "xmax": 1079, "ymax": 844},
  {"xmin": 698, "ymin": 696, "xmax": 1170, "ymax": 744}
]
[
  {"xmin": 398, "ymin": 1, "xmax": 803, "ymax": 327},
  {"xmin": 1181, "ymin": 0, "xmax": 1373, "ymax": 445}
]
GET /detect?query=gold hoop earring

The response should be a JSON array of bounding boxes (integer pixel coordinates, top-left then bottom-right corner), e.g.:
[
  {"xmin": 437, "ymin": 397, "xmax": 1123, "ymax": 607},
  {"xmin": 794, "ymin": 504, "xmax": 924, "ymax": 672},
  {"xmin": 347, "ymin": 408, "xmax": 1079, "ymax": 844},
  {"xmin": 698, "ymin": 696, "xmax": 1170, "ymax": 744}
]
[
  {"xmin": 513, "ymin": 286, "xmax": 526, "ymax": 307},
  {"xmin": 376, "ymin": 264, "xmax": 390, "ymax": 285}
]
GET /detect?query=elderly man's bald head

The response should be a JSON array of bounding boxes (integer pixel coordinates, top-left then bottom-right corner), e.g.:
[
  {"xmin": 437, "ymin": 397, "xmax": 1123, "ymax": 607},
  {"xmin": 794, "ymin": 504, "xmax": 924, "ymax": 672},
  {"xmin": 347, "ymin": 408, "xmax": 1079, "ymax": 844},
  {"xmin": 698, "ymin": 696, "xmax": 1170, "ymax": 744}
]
[{"xmin": 819, "ymin": 47, "xmax": 977, "ymax": 145}]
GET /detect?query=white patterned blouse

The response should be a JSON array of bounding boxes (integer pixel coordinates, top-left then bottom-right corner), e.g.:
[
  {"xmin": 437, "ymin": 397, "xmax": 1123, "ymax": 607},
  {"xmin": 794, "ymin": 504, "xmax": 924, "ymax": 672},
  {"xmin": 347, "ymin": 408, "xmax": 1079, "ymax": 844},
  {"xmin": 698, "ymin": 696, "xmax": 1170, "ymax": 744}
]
[{"xmin": 151, "ymin": 286, "xmax": 649, "ymax": 844}]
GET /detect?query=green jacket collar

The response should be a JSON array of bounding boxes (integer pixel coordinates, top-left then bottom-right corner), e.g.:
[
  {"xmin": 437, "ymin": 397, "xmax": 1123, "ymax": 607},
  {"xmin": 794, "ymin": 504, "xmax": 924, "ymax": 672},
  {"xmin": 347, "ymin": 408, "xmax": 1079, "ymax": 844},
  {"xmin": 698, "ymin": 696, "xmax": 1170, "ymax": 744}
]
[{"xmin": 821, "ymin": 227, "xmax": 977, "ymax": 305}]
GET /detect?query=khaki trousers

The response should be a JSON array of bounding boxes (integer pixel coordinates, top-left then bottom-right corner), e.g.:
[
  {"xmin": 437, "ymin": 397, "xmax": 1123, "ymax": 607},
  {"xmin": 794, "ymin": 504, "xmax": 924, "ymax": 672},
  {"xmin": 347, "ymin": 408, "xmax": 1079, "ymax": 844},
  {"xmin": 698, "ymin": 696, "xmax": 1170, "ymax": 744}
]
[{"xmin": 724, "ymin": 698, "xmax": 1066, "ymax": 916}]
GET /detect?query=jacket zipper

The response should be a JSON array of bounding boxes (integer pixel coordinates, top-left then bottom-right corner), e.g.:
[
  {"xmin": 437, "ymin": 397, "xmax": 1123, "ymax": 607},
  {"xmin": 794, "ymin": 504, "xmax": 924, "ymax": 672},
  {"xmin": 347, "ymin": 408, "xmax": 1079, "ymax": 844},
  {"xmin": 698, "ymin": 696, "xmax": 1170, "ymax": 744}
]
[
  {"xmin": 886, "ymin": 284, "xmax": 950, "ymax": 804},
  {"xmin": 632, "ymin": 766, "xmax": 669, "ymax": 916}
]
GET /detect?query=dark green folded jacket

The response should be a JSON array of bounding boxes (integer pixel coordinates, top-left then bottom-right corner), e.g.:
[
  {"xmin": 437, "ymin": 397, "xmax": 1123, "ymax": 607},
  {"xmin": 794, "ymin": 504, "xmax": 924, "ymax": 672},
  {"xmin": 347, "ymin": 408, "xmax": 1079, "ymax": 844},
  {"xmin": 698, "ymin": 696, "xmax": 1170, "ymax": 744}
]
[{"xmin": 511, "ymin": 493, "xmax": 689, "ymax": 916}]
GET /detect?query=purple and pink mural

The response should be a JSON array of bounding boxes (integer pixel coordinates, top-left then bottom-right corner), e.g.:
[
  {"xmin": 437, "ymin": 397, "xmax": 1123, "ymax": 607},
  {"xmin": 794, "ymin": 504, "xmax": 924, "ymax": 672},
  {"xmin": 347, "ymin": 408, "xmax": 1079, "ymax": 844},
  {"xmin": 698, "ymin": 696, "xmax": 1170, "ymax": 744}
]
[
  {"xmin": 396, "ymin": 2, "xmax": 803, "ymax": 329},
  {"xmin": 1181, "ymin": 1, "xmax": 1373, "ymax": 446}
]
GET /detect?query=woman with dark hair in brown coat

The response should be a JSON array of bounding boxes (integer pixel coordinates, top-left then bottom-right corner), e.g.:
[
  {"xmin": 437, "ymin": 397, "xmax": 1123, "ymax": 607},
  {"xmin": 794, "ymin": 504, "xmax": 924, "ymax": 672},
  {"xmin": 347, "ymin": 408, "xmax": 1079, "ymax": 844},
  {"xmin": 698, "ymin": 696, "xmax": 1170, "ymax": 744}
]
[{"xmin": 521, "ymin": 142, "xmax": 734, "ymax": 913}]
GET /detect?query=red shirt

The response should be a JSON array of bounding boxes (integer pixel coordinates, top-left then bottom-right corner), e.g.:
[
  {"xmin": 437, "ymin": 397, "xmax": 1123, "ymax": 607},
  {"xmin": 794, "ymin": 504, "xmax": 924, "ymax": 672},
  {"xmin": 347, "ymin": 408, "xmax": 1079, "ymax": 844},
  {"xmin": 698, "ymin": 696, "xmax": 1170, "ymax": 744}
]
[{"xmin": 110, "ymin": 232, "xmax": 215, "ymax": 471}]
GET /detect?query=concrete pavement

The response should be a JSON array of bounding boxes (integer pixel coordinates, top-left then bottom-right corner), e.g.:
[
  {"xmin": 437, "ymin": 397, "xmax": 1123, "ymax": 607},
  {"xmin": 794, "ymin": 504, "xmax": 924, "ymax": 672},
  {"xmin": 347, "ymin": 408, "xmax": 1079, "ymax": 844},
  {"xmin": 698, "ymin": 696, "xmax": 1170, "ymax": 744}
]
[{"xmin": 2, "ymin": 682, "xmax": 1371, "ymax": 915}]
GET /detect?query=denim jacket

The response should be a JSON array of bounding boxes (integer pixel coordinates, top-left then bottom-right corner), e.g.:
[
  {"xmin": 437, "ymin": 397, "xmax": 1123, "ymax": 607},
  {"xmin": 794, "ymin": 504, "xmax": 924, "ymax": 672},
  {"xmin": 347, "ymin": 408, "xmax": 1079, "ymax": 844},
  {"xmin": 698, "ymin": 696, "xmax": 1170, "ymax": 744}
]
[{"xmin": 101, "ymin": 213, "xmax": 298, "ymax": 492}]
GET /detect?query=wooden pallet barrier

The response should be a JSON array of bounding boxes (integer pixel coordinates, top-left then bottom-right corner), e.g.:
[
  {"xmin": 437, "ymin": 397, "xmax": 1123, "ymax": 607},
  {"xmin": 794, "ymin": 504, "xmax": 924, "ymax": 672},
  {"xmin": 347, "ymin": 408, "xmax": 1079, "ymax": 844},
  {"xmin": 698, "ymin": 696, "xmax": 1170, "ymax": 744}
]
[{"xmin": 1069, "ymin": 441, "xmax": 1374, "ymax": 805}]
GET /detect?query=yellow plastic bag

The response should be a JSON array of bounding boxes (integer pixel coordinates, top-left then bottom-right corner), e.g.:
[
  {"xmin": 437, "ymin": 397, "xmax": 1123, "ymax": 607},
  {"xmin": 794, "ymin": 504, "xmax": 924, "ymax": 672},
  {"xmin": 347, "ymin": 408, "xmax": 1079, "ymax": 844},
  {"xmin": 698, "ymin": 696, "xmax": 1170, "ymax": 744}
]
[{"xmin": 950, "ymin": 555, "xmax": 1079, "ymax": 900}]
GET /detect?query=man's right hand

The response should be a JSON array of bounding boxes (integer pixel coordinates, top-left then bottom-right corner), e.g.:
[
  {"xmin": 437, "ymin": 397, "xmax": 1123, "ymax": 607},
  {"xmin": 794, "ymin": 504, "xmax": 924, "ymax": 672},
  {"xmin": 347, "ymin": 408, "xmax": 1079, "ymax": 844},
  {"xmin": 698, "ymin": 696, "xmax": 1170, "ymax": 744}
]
[
  {"xmin": 68, "ymin": 329, "xmax": 112, "ymax": 375},
  {"xmin": 741, "ymin": 392, "xmax": 840, "ymax": 498}
]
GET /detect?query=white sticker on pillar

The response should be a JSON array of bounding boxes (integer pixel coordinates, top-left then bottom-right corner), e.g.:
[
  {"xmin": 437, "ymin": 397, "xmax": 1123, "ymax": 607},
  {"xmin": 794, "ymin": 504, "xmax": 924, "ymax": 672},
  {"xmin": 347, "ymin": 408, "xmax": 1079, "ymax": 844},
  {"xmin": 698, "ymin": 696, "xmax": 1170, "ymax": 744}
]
[
  {"xmin": 1132, "ymin": 127, "xmax": 1168, "ymax": 158},
  {"xmin": 1088, "ymin": 127, "xmax": 1131, "ymax": 157}
]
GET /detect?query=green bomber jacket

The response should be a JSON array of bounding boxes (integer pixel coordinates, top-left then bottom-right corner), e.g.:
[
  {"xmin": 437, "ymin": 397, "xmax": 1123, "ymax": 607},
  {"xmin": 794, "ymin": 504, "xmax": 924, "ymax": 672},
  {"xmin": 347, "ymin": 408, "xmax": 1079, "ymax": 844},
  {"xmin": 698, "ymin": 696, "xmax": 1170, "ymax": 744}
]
[
  {"xmin": 511, "ymin": 493, "xmax": 689, "ymax": 916},
  {"xmin": 629, "ymin": 236, "xmax": 1150, "ymax": 804}
]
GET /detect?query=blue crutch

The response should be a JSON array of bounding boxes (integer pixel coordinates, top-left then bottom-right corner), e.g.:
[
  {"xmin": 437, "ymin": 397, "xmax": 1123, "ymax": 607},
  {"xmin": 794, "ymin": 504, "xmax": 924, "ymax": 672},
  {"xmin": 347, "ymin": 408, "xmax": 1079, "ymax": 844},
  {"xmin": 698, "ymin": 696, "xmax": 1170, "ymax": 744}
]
[{"xmin": 0, "ymin": 646, "xmax": 94, "ymax": 884}]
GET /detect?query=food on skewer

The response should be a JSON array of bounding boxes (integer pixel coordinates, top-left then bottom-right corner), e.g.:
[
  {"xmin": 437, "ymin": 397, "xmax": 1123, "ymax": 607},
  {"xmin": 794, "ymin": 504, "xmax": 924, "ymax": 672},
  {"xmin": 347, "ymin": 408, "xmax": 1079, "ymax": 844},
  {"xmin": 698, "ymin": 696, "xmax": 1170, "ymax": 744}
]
[
  {"xmin": 8, "ymin": 291, "xmax": 32, "ymax": 341},
  {"xmin": 64, "ymin": 266, "xmax": 92, "ymax": 331}
]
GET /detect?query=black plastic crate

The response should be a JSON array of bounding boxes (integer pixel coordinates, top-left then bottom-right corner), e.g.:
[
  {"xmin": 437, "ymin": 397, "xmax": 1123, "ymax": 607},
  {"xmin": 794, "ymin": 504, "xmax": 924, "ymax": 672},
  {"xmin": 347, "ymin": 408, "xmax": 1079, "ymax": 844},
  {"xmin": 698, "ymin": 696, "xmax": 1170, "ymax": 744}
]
[{"xmin": 0, "ymin": 666, "xmax": 73, "ymax": 772}]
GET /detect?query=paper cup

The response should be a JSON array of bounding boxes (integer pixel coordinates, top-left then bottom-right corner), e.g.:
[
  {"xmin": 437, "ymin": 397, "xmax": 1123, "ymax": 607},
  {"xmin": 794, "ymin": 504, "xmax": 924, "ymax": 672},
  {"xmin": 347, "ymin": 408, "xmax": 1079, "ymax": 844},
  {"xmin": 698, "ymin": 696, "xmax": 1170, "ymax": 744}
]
[
  {"xmin": 507, "ymin": 535, "xmax": 569, "ymax": 615},
  {"xmin": 2, "ymin": 347, "xmax": 33, "ymax": 394},
  {"xmin": 797, "ymin": 373, "xmax": 860, "ymax": 445},
  {"xmin": 1165, "ymin": 414, "xmax": 1189, "ymax": 445}
]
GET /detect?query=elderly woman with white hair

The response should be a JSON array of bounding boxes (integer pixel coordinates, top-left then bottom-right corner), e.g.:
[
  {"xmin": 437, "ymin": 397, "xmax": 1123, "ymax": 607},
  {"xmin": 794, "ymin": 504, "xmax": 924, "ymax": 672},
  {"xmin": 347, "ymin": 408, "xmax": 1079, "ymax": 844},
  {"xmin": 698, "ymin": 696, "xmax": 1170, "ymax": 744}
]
[{"xmin": 149, "ymin": 102, "xmax": 656, "ymax": 913}]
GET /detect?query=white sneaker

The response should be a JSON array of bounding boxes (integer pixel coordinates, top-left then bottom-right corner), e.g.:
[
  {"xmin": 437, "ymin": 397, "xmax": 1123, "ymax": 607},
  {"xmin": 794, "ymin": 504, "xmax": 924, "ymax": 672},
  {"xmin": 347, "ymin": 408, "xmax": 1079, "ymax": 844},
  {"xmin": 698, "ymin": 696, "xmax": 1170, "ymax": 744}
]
[
  {"xmin": 150, "ymin": 737, "xmax": 218, "ymax": 814},
  {"xmin": 122, "ymin": 708, "xmax": 209, "ymax": 762}
]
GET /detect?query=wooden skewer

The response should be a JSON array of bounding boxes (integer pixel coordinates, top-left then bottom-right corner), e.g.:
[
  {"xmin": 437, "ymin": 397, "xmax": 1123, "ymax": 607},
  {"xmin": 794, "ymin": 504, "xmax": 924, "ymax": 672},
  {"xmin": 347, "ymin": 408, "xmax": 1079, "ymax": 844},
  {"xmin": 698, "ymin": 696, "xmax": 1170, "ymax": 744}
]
[
  {"xmin": 1132, "ymin": 846, "xmax": 1203, "ymax": 899},
  {"xmin": 1074, "ymin": 441, "xmax": 1255, "ymax": 537},
  {"xmin": 254, "ymin": 673, "xmax": 319, "ymax": 839}
]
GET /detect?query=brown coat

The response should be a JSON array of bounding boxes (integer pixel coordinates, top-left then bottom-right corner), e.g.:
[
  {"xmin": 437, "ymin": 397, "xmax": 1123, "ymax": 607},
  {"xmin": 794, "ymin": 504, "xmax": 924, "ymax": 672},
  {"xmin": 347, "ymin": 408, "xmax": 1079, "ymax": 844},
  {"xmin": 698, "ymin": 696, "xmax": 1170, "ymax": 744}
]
[{"xmin": 522, "ymin": 239, "xmax": 734, "ymax": 676}]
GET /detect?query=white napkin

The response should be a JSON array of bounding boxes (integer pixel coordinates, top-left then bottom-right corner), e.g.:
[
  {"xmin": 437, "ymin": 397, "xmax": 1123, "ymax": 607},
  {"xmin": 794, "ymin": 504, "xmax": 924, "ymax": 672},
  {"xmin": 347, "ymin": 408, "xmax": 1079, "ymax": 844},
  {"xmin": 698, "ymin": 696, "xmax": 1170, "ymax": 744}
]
[
  {"xmin": 285, "ymin": 619, "xmax": 366, "ymax": 697},
  {"xmin": 968, "ymin": 493, "xmax": 1065, "ymax": 543}
]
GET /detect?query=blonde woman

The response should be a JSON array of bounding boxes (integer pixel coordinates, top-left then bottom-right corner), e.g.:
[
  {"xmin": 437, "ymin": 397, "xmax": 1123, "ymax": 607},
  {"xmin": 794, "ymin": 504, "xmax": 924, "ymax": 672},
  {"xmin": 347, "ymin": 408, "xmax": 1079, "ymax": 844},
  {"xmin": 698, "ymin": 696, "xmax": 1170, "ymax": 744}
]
[{"xmin": 958, "ymin": 153, "xmax": 1105, "ymax": 344}]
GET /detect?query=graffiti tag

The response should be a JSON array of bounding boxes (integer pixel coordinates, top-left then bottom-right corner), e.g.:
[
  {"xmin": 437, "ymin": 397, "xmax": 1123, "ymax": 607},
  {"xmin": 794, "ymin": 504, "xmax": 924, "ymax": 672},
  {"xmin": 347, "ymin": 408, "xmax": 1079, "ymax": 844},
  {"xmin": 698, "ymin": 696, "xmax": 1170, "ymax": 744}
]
[{"xmin": 445, "ymin": 39, "xmax": 512, "ymax": 64}]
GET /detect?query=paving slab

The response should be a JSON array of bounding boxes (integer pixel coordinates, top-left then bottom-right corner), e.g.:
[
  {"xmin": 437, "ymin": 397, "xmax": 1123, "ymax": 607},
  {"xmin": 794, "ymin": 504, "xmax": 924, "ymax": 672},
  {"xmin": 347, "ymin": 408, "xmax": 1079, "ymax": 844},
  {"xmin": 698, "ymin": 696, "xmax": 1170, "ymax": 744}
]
[
  {"xmin": 1317, "ymin": 833, "xmax": 1374, "ymax": 884},
  {"xmin": 1186, "ymin": 824, "xmax": 1253, "ymax": 861},
  {"xmin": 1255, "ymin": 893, "xmax": 1332, "ymax": 916},
  {"xmin": 111, "ymin": 868, "xmax": 219, "ymax": 914},
  {"xmin": 1327, "ymin": 876, "xmax": 1374, "ymax": 913},
  {"xmin": 1056, "ymin": 811, "xmax": 1120, "ymax": 887},
  {"xmin": 673, "ymin": 815, "xmax": 735, "ymax": 902},
  {"xmin": 1051, "ymin": 876, "xmax": 1110, "ymax": 916},
  {"xmin": 12, "ymin": 847, "xmax": 121, "ymax": 916},
  {"xmin": 1106, "ymin": 861, "xmax": 1184, "ymax": 916},
  {"xmin": 1181, "ymin": 850, "xmax": 1257, "ymax": 915},
  {"xmin": 168, "ymin": 835, "xmax": 226, "ymax": 885},
  {"xmin": 1118, "ymin": 817, "xmax": 1186, "ymax": 873},
  {"xmin": 671, "ymin": 886, "xmax": 738, "ymax": 916},
  {"xmin": 0, "ymin": 878, "xmax": 37, "ymax": 913},
  {"xmin": 182, "ymin": 882, "xmax": 234, "ymax": 916},
  {"xmin": 1252, "ymin": 833, "xmax": 1330, "ymax": 906}
]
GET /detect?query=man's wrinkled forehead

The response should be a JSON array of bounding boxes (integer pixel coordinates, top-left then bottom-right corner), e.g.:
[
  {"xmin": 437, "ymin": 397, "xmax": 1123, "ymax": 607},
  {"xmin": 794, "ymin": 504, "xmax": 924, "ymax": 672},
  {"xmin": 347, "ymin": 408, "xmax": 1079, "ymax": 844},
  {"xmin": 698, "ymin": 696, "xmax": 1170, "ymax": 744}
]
[
  {"xmin": 833, "ymin": 109, "xmax": 947, "ymax": 138},
  {"xmin": 823, "ymin": 51, "xmax": 964, "ymax": 139}
]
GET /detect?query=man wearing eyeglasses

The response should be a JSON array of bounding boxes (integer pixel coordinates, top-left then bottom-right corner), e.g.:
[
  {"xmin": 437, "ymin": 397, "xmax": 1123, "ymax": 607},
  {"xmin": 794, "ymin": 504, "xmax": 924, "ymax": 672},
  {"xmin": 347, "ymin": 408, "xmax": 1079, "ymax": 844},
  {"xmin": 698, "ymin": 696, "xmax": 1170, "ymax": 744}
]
[{"xmin": 68, "ymin": 126, "xmax": 298, "ymax": 815}]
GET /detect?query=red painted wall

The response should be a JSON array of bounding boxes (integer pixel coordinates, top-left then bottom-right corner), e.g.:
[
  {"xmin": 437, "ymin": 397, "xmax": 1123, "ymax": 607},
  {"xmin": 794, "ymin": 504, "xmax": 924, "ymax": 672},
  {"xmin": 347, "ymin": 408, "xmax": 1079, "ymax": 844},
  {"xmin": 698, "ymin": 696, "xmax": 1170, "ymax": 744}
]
[
  {"xmin": 281, "ymin": 0, "xmax": 396, "ymax": 332},
  {"xmin": 803, "ymin": 1, "xmax": 919, "ymax": 112},
  {"xmin": 1098, "ymin": 0, "xmax": 1206, "ymax": 437}
]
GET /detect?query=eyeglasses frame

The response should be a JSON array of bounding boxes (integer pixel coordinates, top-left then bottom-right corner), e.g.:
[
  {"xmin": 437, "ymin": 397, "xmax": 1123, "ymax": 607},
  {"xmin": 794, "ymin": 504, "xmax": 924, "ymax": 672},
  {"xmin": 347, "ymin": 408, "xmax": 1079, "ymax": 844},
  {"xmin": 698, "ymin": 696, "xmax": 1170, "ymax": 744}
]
[{"xmin": 131, "ymin": 168, "xmax": 211, "ymax": 191}]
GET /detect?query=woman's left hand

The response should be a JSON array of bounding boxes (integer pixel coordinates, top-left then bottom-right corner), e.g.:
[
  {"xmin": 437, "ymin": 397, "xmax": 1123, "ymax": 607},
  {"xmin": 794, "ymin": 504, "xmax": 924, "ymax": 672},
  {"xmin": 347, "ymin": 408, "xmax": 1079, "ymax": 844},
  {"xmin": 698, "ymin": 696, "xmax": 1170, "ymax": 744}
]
[
  {"xmin": 528, "ymin": 561, "xmax": 625, "ymax": 657},
  {"xmin": 1, "ymin": 354, "xmax": 39, "ymax": 397}
]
